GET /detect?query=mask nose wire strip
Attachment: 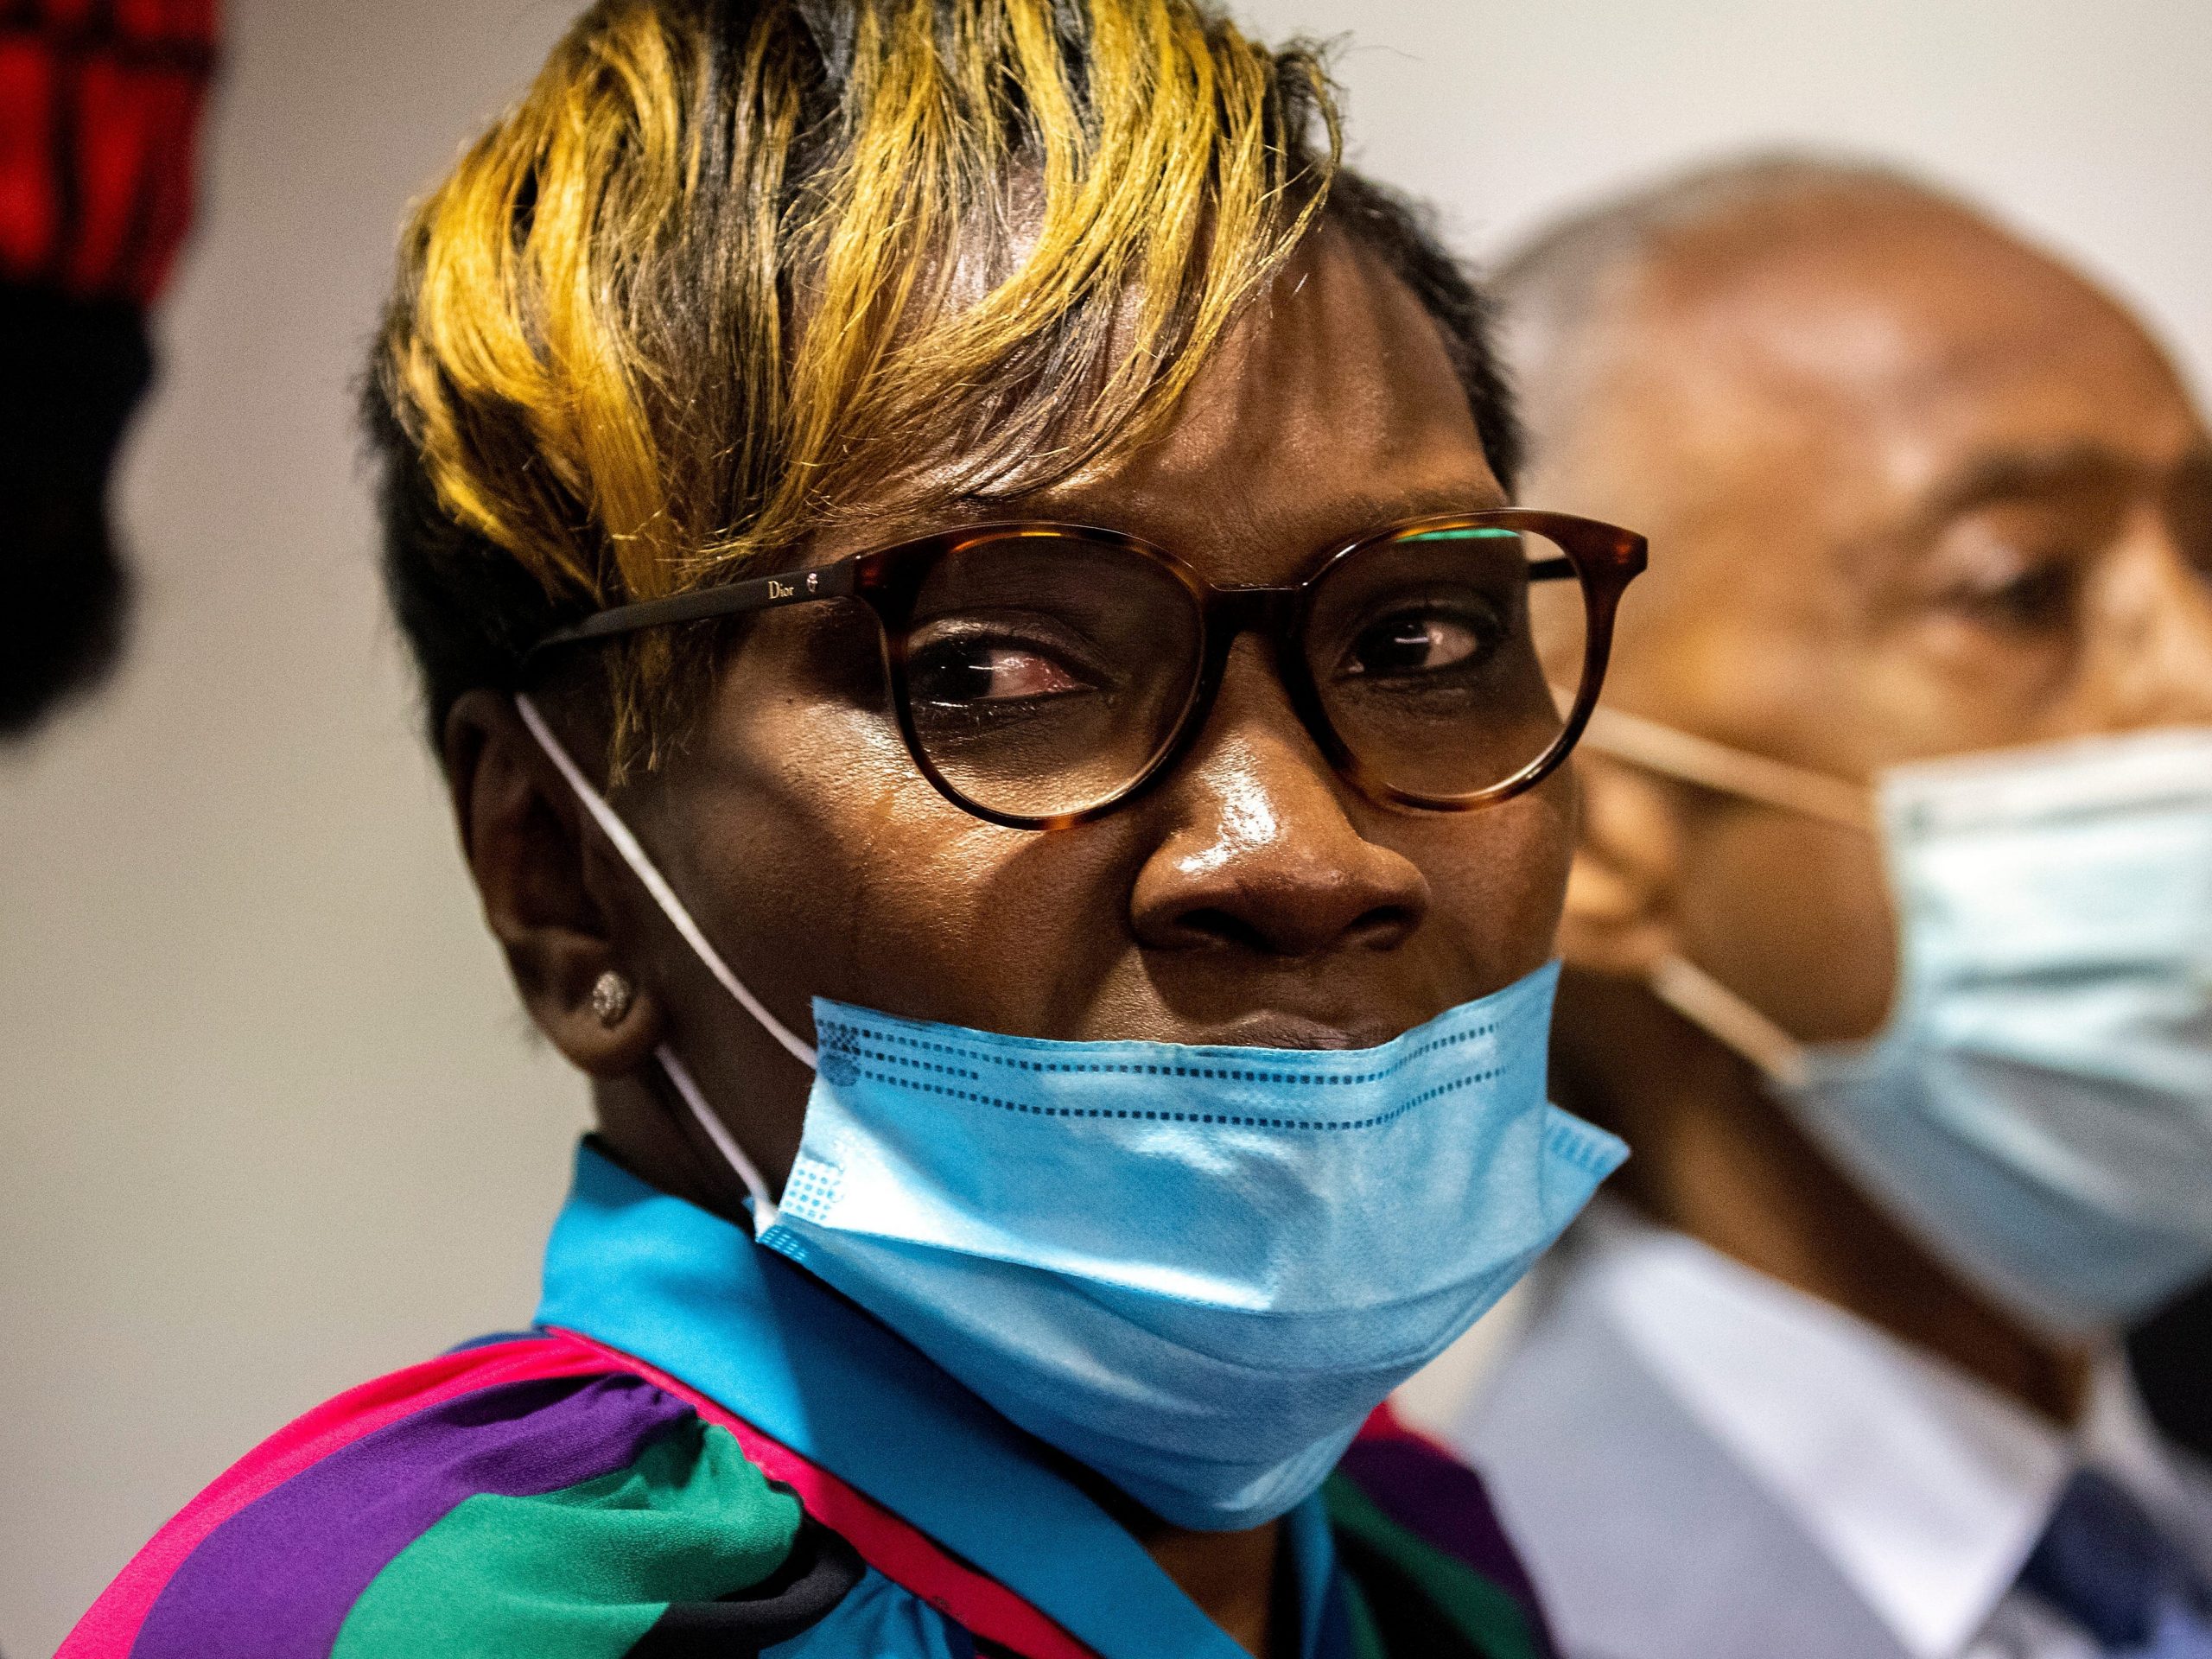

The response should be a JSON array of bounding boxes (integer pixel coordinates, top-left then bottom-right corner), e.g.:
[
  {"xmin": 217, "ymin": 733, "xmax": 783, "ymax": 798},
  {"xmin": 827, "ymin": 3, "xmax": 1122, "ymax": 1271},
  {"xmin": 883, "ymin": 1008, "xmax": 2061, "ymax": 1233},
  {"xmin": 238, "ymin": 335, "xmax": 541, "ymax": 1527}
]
[
  {"xmin": 512, "ymin": 694, "xmax": 807, "ymax": 1222},
  {"xmin": 1577, "ymin": 704, "xmax": 1878, "ymax": 832}
]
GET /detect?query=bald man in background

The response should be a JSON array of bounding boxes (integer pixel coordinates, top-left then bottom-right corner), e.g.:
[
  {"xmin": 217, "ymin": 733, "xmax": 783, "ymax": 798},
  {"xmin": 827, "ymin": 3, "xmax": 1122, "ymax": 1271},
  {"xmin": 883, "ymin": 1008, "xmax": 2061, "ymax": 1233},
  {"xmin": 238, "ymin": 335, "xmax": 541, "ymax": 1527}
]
[{"xmin": 1451, "ymin": 159, "xmax": 2212, "ymax": 1659}]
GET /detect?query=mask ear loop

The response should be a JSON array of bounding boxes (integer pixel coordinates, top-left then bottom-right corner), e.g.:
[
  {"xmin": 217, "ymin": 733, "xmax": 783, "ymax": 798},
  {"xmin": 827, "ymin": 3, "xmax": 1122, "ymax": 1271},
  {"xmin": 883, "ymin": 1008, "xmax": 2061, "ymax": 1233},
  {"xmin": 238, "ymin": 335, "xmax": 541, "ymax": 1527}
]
[
  {"xmin": 656, "ymin": 1046, "xmax": 779, "ymax": 1228},
  {"xmin": 1577, "ymin": 705, "xmax": 1877, "ymax": 832},
  {"xmin": 1572, "ymin": 704, "xmax": 1876, "ymax": 1090},
  {"xmin": 513, "ymin": 693, "xmax": 805, "ymax": 1224},
  {"xmin": 1649, "ymin": 954, "xmax": 1810, "ymax": 1090}
]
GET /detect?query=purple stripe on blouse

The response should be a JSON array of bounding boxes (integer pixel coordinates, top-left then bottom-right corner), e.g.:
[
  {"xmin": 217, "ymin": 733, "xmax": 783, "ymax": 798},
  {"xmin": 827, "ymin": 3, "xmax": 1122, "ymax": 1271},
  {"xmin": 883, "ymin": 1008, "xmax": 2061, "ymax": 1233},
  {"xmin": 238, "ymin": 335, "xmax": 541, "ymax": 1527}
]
[
  {"xmin": 130, "ymin": 1372, "xmax": 694, "ymax": 1659},
  {"xmin": 1336, "ymin": 1434, "xmax": 1560, "ymax": 1657}
]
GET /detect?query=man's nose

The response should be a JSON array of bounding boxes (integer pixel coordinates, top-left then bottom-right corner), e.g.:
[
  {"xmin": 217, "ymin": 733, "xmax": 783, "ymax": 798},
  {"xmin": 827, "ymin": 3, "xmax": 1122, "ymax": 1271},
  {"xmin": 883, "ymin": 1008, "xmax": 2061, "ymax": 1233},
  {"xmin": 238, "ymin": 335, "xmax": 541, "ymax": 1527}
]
[
  {"xmin": 2086, "ymin": 512, "xmax": 2212, "ymax": 728},
  {"xmin": 1129, "ymin": 639, "xmax": 1429, "ymax": 957}
]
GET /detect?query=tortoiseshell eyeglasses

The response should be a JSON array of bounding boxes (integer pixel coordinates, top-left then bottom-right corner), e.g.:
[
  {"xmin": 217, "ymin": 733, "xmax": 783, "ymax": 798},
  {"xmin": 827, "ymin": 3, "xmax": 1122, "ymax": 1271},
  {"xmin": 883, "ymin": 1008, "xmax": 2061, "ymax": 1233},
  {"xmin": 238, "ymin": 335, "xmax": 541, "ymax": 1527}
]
[{"xmin": 529, "ymin": 510, "xmax": 1647, "ymax": 830}]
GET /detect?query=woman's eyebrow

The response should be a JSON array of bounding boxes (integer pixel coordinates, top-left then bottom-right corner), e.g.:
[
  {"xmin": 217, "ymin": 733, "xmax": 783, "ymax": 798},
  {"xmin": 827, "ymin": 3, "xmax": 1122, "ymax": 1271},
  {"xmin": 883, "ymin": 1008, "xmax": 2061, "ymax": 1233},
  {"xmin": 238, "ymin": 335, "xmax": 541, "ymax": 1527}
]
[
  {"xmin": 1281, "ymin": 486, "xmax": 1518, "ymax": 547},
  {"xmin": 973, "ymin": 483, "xmax": 1515, "ymax": 550}
]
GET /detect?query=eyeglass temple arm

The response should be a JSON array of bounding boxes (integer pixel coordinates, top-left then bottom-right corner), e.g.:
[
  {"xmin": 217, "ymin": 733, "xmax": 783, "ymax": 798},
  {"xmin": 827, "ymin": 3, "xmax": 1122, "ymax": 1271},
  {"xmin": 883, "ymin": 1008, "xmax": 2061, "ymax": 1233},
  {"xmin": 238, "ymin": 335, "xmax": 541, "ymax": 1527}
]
[{"xmin": 525, "ymin": 556, "xmax": 861, "ymax": 664}]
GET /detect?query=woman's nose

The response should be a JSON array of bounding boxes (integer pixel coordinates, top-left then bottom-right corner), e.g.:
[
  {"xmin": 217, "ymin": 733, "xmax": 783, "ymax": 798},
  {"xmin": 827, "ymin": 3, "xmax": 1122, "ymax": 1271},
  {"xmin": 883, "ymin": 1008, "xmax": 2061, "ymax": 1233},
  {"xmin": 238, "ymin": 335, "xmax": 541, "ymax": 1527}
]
[{"xmin": 1129, "ymin": 640, "xmax": 1430, "ymax": 957}]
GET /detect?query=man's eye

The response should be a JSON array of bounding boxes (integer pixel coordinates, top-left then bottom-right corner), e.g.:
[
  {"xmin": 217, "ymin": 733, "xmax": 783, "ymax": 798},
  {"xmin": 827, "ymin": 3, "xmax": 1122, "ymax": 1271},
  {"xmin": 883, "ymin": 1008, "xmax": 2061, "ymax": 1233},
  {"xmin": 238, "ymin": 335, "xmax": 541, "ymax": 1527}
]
[
  {"xmin": 1956, "ymin": 557, "xmax": 2082, "ymax": 630},
  {"xmin": 1342, "ymin": 612, "xmax": 1488, "ymax": 678},
  {"xmin": 911, "ymin": 642, "xmax": 1088, "ymax": 704}
]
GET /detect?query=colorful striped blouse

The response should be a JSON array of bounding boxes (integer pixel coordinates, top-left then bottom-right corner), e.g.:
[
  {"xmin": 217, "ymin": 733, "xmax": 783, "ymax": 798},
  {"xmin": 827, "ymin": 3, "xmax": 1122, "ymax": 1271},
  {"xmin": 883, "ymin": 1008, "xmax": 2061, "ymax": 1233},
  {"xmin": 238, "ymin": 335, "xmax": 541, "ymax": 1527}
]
[{"xmin": 65, "ymin": 1144, "xmax": 1557, "ymax": 1659}]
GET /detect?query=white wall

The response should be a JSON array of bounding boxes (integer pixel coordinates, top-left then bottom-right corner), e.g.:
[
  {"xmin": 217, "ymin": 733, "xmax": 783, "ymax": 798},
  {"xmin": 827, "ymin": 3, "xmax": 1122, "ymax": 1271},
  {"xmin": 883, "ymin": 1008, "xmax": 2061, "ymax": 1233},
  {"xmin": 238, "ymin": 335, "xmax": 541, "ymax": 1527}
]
[
  {"xmin": 0, "ymin": 5, "xmax": 579, "ymax": 1650},
  {"xmin": 1276, "ymin": 0, "xmax": 2212, "ymax": 404},
  {"xmin": 3, "ymin": 3, "xmax": 2207, "ymax": 1649}
]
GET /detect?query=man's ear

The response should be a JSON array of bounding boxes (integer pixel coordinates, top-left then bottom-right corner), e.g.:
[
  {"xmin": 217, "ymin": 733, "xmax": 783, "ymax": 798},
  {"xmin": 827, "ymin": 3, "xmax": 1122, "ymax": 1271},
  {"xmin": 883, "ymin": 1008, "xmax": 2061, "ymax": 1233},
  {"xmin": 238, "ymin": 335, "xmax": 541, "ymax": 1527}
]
[
  {"xmin": 1559, "ymin": 752, "xmax": 1688, "ymax": 980},
  {"xmin": 442, "ymin": 690, "xmax": 664, "ymax": 1077}
]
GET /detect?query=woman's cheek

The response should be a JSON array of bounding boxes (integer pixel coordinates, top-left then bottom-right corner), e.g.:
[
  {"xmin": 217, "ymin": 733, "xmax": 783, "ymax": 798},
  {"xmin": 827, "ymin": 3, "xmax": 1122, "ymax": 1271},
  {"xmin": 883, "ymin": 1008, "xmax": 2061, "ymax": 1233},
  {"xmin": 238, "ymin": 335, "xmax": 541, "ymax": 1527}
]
[{"xmin": 1417, "ymin": 785, "xmax": 1576, "ymax": 980}]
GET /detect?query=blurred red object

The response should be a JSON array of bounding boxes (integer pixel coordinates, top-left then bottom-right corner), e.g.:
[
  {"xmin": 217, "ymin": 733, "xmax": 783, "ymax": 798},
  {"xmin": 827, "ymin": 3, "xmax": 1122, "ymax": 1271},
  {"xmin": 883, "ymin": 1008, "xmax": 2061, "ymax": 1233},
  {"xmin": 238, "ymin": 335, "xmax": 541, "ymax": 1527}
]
[{"xmin": 0, "ymin": 0, "xmax": 218, "ymax": 308}]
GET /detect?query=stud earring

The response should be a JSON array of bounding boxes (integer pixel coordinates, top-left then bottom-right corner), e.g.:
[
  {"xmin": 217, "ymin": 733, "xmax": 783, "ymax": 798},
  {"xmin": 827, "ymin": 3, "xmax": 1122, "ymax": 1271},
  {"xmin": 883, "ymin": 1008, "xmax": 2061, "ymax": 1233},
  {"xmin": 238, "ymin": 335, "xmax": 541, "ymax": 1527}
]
[{"xmin": 589, "ymin": 970, "xmax": 634, "ymax": 1027}]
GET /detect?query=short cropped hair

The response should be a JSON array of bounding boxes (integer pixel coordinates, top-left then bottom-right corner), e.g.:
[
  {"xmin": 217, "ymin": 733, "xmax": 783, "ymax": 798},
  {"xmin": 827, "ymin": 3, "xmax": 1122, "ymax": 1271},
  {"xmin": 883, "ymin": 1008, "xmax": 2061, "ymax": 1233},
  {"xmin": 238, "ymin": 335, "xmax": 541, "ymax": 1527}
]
[
  {"xmin": 367, "ymin": 0, "xmax": 1517, "ymax": 768},
  {"xmin": 1492, "ymin": 152, "xmax": 1954, "ymax": 459}
]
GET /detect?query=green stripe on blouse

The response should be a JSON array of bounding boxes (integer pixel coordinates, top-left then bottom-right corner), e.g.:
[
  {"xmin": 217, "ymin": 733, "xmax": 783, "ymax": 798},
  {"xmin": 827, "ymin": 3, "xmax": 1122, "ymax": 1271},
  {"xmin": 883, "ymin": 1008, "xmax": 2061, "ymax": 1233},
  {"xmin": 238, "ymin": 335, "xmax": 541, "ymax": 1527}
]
[
  {"xmin": 330, "ymin": 1419, "xmax": 801, "ymax": 1659},
  {"xmin": 1324, "ymin": 1476, "xmax": 1543, "ymax": 1659}
]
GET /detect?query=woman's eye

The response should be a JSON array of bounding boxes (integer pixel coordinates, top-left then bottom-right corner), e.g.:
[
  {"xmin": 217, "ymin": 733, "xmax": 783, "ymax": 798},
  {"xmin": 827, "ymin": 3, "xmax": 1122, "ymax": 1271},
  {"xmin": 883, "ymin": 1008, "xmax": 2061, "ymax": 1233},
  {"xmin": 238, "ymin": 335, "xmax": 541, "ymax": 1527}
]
[
  {"xmin": 911, "ymin": 642, "xmax": 1088, "ymax": 704},
  {"xmin": 1342, "ymin": 612, "xmax": 1487, "ymax": 678}
]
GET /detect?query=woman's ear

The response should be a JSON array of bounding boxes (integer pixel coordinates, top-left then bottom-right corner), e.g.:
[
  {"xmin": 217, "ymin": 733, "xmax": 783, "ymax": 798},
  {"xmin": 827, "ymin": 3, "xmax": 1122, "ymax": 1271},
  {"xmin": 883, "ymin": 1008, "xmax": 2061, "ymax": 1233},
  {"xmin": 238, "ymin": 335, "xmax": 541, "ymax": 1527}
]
[
  {"xmin": 1558, "ymin": 752, "xmax": 1688, "ymax": 980},
  {"xmin": 443, "ymin": 690, "xmax": 665, "ymax": 1077}
]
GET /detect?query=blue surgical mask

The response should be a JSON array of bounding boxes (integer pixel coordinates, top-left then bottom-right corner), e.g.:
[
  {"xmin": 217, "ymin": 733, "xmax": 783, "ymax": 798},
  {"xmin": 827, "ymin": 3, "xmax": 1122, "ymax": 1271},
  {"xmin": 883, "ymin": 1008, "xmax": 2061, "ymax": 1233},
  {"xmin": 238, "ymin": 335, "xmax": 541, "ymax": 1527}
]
[
  {"xmin": 1583, "ymin": 710, "xmax": 2212, "ymax": 1337},
  {"xmin": 518, "ymin": 694, "xmax": 1624, "ymax": 1529}
]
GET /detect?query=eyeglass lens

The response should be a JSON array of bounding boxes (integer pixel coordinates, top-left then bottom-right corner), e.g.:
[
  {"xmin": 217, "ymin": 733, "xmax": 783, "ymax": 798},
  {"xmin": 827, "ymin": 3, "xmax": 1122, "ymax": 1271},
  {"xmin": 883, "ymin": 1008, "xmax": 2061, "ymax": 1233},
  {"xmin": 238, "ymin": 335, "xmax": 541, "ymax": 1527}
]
[
  {"xmin": 904, "ymin": 534, "xmax": 1205, "ymax": 821},
  {"xmin": 897, "ymin": 527, "xmax": 1586, "ymax": 821},
  {"xmin": 1307, "ymin": 525, "xmax": 1585, "ymax": 802}
]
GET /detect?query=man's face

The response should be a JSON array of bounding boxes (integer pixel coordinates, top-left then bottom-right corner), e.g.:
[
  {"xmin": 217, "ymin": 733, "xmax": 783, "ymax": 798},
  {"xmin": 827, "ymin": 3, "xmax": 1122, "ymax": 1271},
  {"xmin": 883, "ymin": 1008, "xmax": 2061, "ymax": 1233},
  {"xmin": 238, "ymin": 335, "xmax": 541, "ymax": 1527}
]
[
  {"xmin": 1542, "ymin": 191, "xmax": 2212, "ymax": 1042},
  {"xmin": 602, "ymin": 236, "xmax": 1573, "ymax": 1179}
]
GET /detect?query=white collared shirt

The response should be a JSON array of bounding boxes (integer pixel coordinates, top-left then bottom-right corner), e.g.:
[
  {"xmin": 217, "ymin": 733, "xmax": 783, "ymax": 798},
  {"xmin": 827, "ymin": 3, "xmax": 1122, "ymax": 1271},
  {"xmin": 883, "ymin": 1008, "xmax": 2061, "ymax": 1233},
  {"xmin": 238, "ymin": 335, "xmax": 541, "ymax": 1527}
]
[{"xmin": 1577, "ymin": 1211, "xmax": 2212, "ymax": 1659}]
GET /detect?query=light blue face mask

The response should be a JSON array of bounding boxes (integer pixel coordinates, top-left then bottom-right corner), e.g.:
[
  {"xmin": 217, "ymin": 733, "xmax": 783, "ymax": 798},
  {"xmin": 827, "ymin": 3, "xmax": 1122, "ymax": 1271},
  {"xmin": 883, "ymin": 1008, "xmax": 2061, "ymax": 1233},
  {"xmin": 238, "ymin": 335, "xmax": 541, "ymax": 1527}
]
[
  {"xmin": 518, "ymin": 695, "xmax": 1624, "ymax": 1529},
  {"xmin": 1584, "ymin": 710, "xmax": 2212, "ymax": 1338}
]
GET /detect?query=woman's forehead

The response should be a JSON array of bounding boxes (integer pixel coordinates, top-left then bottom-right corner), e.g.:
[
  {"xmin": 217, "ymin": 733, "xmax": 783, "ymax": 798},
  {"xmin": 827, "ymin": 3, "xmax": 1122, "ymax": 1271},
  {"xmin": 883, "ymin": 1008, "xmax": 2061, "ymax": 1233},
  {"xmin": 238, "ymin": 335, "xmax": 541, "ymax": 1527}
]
[{"xmin": 804, "ymin": 238, "xmax": 1503, "ymax": 582}]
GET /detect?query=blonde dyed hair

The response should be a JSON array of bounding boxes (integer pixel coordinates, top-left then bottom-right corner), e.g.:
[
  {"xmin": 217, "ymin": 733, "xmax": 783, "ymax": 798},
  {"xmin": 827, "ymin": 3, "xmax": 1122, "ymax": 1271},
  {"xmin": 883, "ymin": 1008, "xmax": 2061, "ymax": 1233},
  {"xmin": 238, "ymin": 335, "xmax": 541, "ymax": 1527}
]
[{"xmin": 371, "ymin": 0, "xmax": 1341, "ymax": 766}]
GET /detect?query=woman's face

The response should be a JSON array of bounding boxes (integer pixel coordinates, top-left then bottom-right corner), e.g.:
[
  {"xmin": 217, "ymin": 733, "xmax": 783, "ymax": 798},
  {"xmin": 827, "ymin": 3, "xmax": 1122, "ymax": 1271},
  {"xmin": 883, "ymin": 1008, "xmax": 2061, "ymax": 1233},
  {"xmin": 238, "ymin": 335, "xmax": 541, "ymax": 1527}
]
[{"xmin": 458, "ymin": 235, "xmax": 1576, "ymax": 1188}]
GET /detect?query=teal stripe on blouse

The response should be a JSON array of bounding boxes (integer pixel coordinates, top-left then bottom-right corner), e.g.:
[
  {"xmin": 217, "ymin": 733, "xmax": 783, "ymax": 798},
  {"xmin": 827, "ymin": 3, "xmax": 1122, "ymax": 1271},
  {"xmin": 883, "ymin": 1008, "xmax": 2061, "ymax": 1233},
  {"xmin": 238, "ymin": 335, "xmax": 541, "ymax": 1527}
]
[
  {"xmin": 330, "ymin": 1418, "xmax": 798, "ymax": 1659},
  {"xmin": 537, "ymin": 1144, "xmax": 1265, "ymax": 1659}
]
